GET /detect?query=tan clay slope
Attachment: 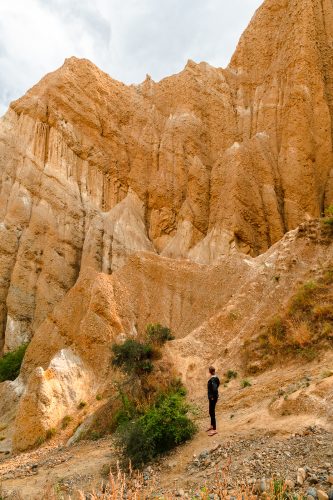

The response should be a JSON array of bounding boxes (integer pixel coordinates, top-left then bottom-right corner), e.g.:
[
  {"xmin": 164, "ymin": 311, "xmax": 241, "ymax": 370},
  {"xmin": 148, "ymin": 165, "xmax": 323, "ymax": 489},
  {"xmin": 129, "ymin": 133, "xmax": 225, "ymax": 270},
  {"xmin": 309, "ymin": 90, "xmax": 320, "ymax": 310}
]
[
  {"xmin": 2, "ymin": 0, "xmax": 333, "ymax": 352},
  {"xmin": 0, "ymin": 220, "xmax": 331, "ymax": 453}
]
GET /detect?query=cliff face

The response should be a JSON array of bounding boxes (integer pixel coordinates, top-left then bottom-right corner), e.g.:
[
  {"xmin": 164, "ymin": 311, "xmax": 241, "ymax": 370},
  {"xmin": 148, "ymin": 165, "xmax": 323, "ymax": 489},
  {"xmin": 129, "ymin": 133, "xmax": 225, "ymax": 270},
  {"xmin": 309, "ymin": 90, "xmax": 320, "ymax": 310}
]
[
  {"xmin": 1, "ymin": 0, "xmax": 333, "ymax": 352},
  {"xmin": 1, "ymin": 0, "xmax": 333, "ymax": 450}
]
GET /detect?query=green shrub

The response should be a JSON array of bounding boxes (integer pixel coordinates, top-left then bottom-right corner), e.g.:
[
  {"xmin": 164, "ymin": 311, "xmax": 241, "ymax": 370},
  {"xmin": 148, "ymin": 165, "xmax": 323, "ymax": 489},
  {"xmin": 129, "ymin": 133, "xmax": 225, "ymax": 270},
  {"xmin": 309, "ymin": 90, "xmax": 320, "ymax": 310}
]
[
  {"xmin": 113, "ymin": 390, "xmax": 137, "ymax": 429},
  {"xmin": 324, "ymin": 205, "xmax": 333, "ymax": 225},
  {"xmin": 269, "ymin": 316, "xmax": 287, "ymax": 341},
  {"xmin": 78, "ymin": 401, "xmax": 87, "ymax": 409},
  {"xmin": 61, "ymin": 415, "xmax": 72, "ymax": 429},
  {"xmin": 46, "ymin": 428, "xmax": 56, "ymax": 440},
  {"xmin": 35, "ymin": 436, "xmax": 45, "ymax": 446},
  {"xmin": 0, "ymin": 344, "xmax": 28, "ymax": 382},
  {"xmin": 89, "ymin": 430, "xmax": 103, "ymax": 441},
  {"xmin": 119, "ymin": 389, "xmax": 197, "ymax": 467},
  {"xmin": 240, "ymin": 378, "xmax": 252, "ymax": 388},
  {"xmin": 289, "ymin": 281, "xmax": 320, "ymax": 314},
  {"xmin": 297, "ymin": 347, "xmax": 317, "ymax": 361},
  {"xmin": 325, "ymin": 205, "xmax": 333, "ymax": 217},
  {"xmin": 324, "ymin": 218, "xmax": 333, "ymax": 228},
  {"xmin": 112, "ymin": 339, "xmax": 154, "ymax": 375},
  {"xmin": 225, "ymin": 370, "xmax": 238, "ymax": 380},
  {"xmin": 146, "ymin": 323, "xmax": 174, "ymax": 344}
]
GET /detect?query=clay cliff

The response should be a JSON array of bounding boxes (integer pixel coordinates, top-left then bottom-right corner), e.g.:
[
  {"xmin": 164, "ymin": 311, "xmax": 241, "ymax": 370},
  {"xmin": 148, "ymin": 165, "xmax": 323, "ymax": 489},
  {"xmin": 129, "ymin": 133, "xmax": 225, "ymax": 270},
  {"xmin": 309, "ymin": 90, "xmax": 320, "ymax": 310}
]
[{"xmin": 0, "ymin": 0, "xmax": 333, "ymax": 452}]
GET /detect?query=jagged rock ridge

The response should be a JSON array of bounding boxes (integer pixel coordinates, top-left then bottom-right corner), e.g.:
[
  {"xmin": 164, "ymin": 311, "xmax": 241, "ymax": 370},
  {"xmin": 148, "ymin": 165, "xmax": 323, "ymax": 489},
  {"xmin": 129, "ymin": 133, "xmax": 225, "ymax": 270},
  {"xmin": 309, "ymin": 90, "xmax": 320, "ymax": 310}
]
[{"xmin": 1, "ymin": 0, "xmax": 333, "ymax": 351}]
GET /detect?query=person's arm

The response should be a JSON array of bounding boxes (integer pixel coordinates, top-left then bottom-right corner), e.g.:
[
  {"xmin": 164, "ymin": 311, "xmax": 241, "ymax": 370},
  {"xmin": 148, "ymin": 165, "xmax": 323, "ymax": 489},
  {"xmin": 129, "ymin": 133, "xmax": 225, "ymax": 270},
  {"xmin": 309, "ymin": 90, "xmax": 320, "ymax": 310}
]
[{"xmin": 211, "ymin": 378, "xmax": 219, "ymax": 398}]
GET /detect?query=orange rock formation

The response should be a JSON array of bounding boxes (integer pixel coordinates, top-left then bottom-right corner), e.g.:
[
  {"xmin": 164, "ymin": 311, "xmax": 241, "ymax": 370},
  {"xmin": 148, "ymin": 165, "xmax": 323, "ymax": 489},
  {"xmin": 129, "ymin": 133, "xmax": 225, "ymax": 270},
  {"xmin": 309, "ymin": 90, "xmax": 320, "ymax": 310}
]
[{"xmin": 0, "ymin": 0, "xmax": 333, "ymax": 451}]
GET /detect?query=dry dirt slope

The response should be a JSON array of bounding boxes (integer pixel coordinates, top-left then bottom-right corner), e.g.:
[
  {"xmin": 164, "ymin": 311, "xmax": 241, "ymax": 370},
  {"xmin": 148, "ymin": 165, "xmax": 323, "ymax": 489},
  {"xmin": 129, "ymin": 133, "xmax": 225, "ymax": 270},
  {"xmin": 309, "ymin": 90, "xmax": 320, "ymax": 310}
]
[{"xmin": 0, "ymin": 352, "xmax": 332, "ymax": 498}]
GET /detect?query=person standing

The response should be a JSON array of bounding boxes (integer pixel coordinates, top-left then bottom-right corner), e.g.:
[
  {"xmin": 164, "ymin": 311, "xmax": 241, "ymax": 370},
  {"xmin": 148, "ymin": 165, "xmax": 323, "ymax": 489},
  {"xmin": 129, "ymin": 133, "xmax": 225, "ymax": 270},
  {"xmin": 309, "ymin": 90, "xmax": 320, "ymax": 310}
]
[{"xmin": 207, "ymin": 366, "xmax": 220, "ymax": 436}]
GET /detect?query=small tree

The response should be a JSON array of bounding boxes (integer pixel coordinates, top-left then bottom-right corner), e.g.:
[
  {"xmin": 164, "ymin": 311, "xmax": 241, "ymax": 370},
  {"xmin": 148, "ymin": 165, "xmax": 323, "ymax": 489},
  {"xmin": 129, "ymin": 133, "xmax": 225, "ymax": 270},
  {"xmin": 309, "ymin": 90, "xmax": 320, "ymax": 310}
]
[
  {"xmin": 120, "ymin": 389, "xmax": 197, "ymax": 467},
  {"xmin": 112, "ymin": 339, "xmax": 153, "ymax": 376},
  {"xmin": 146, "ymin": 323, "xmax": 174, "ymax": 345},
  {"xmin": 325, "ymin": 204, "xmax": 333, "ymax": 217}
]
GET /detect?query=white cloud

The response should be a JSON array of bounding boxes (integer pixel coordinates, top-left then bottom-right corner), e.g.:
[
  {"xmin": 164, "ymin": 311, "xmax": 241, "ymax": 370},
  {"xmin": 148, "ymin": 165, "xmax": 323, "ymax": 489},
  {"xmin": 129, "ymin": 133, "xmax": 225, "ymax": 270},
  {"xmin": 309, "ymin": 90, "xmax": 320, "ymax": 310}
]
[{"xmin": 0, "ymin": 0, "xmax": 262, "ymax": 116}]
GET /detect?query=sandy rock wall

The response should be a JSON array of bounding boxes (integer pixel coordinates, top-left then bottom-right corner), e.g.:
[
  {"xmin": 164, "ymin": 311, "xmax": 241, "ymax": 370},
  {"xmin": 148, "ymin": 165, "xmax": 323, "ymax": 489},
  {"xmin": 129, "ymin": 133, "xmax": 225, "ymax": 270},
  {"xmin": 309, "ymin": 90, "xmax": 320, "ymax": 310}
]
[
  {"xmin": 11, "ymin": 252, "xmax": 248, "ymax": 450},
  {"xmin": 9, "ymin": 220, "xmax": 333, "ymax": 451},
  {"xmin": 0, "ymin": 109, "xmax": 153, "ymax": 352},
  {"xmin": 1, "ymin": 0, "xmax": 333, "ymax": 353},
  {"xmin": 228, "ymin": 0, "xmax": 333, "ymax": 227}
]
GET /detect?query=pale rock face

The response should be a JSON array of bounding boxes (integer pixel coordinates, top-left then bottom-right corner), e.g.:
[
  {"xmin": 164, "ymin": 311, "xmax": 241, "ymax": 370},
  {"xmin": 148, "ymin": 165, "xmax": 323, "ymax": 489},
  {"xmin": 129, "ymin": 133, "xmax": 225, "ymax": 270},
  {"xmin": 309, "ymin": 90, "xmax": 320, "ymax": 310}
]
[
  {"xmin": 188, "ymin": 228, "xmax": 237, "ymax": 264},
  {"xmin": 13, "ymin": 348, "xmax": 94, "ymax": 451},
  {"xmin": 81, "ymin": 190, "xmax": 154, "ymax": 273},
  {"xmin": 0, "ymin": 377, "xmax": 25, "ymax": 452}
]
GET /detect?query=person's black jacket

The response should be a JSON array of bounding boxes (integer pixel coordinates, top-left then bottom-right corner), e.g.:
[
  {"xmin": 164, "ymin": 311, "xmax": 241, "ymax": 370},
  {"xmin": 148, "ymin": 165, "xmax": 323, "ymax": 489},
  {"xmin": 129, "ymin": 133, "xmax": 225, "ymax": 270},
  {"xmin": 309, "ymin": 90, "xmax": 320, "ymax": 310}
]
[{"xmin": 208, "ymin": 375, "xmax": 220, "ymax": 400}]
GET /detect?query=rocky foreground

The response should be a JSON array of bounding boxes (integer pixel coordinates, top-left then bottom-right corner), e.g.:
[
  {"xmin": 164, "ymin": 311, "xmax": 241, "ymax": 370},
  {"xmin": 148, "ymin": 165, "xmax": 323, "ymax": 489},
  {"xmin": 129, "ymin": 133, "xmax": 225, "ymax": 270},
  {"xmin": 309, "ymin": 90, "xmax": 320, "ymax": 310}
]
[{"xmin": 0, "ymin": 424, "xmax": 333, "ymax": 499}]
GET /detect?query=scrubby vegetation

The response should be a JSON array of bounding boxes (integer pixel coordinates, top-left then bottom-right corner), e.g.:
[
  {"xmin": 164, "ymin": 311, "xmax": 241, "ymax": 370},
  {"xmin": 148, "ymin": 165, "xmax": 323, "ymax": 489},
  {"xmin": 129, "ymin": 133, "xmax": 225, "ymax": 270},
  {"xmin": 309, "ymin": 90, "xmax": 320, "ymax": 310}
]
[
  {"xmin": 45, "ymin": 428, "xmax": 56, "ymax": 440},
  {"xmin": 0, "ymin": 343, "xmax": 28, "ymax": 382},
  {"xmin": 319, "ymin": 204, "xmax": 333, "ymax": 239},
  {"xmin": 322, "ymin": 204, "xmax": 333, "ymax": 229},
  {"xmin": 112, "ymin": 339, "xmax": 154, "ymax": 375},
  {"xmin": 72, "ymin": 468, "xmax": 304, "ymax": 499},
  {"xmin": 119, "ymin": 385, "xmax": 196, "ymax": 467},
  {"xmin": 225, "ymin": 370, "xmax": 238, "ymax": 381},
  {"xmin": 243, "ymin": 266, "xmax": 333, "ymax": 373},
  {"xmin": 146, "ymin": 323, "xmax": 174, "ymax": 344},
  {"xmin": 84, "ymin": 324, "xmax": 196, "ymax": 466},
  {"xmin": 111, "ymin": 323, "xmax": 174, "ymax": 376},
  {"xmin": 61, "ymin": 415, "xmax": 72, "ymax": 429},
  {"xmin": 240, "ymin": 378, "xmax": 252, "ymax": 388}
]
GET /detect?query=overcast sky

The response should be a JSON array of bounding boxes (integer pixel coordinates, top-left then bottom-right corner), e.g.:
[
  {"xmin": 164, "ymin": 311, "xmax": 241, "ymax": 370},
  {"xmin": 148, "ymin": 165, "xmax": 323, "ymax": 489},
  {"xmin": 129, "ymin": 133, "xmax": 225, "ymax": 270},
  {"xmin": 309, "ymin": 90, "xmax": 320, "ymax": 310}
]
[{"xmin": 0, "ymin": 0, "xmax": 262, "ymax": 116}]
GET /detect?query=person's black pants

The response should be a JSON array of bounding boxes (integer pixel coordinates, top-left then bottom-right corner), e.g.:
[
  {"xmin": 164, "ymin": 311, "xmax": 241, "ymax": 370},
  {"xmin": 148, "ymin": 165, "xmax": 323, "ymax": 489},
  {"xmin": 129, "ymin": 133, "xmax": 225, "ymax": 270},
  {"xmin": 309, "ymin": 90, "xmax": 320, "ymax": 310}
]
[{"xmin": 209, "ymin": 398, "xmax": 218, "ymax": 430}]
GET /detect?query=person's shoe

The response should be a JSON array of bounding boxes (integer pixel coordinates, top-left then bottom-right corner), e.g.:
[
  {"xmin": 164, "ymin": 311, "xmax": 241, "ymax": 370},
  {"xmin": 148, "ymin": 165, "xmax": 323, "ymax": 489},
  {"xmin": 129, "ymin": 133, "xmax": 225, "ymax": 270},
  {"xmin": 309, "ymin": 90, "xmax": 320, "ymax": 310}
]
[
  {"xmin": 208, "ymin": 430, "xmax": 218, "ymax": 436},
  {"xmin": 206, "ymin": 426, "xmax": 213, "ymax": 432}
]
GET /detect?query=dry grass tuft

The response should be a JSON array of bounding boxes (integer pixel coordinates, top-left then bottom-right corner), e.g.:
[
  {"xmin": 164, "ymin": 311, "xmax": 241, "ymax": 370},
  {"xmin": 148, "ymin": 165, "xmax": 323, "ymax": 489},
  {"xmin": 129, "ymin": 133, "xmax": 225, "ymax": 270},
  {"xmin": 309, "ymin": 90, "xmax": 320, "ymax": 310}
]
[
  {"xmin": 289, "ymin": 320, "xmax": 312, "ymax": 347},
  {"xmin": 312, "ymin": 303, "xmax": 333, "ymax": 320},
  {"xmin": 62, "ymin": 462, "xmax": 306, "ymax": 499},
  {"xmin": 242, "ymin": 264, "xmax": 333, "ymax": 372}
]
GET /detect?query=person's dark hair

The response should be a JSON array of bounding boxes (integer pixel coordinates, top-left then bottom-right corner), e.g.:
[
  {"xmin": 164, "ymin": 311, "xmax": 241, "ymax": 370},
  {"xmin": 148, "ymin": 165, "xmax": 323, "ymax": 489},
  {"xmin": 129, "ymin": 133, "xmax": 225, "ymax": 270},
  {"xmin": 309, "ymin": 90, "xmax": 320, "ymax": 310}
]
[{"xmin": 209, "ymin": 366, "xmax": 216, "ymax": 375}]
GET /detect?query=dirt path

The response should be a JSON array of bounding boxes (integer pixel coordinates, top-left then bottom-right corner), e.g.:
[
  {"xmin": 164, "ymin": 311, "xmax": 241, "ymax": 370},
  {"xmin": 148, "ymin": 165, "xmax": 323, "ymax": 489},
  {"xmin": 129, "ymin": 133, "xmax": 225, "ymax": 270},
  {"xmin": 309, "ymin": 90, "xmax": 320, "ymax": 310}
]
[
  {"xmin": 0, "ymin": 438, "xmax": 117, "ymax": 499},
  {"xmin": 0, "ymin": 406, "xmax": 332, "ymax": 499},
  {"xmin": 1, "ymin": 361, "xmax": 332, "ymax": 499}
]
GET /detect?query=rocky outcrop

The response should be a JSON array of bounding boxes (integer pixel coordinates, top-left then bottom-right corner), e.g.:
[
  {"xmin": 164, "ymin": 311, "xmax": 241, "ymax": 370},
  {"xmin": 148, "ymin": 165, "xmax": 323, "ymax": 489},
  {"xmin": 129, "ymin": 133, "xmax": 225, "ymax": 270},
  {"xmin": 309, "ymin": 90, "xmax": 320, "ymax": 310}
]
[
  {"xmin": 8, "ymin": 220, "xmax": 333, "ymax": 450},
  {"xmin": 1, "ymin": 0, "xmax": 333, "ymax": 450},
  {"xmin": 1, "ymin": 0, "xmax": 333, "ymax": 351}
]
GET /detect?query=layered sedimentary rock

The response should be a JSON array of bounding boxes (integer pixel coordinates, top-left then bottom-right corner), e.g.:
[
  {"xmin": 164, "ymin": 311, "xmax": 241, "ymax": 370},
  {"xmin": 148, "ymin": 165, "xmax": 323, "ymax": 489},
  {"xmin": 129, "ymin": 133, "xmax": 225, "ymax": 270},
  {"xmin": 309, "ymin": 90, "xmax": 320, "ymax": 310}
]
[
  {"xmin": 1, "ymin": 0, "xmax": 333, "ymax": 450},
  {"xmin": 8, "ymin": 221, "xmax": 333, "ymax": 451},
  {"xmin": 1, "ymin": 0, "xmax": 333, "ymax": 352}
]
